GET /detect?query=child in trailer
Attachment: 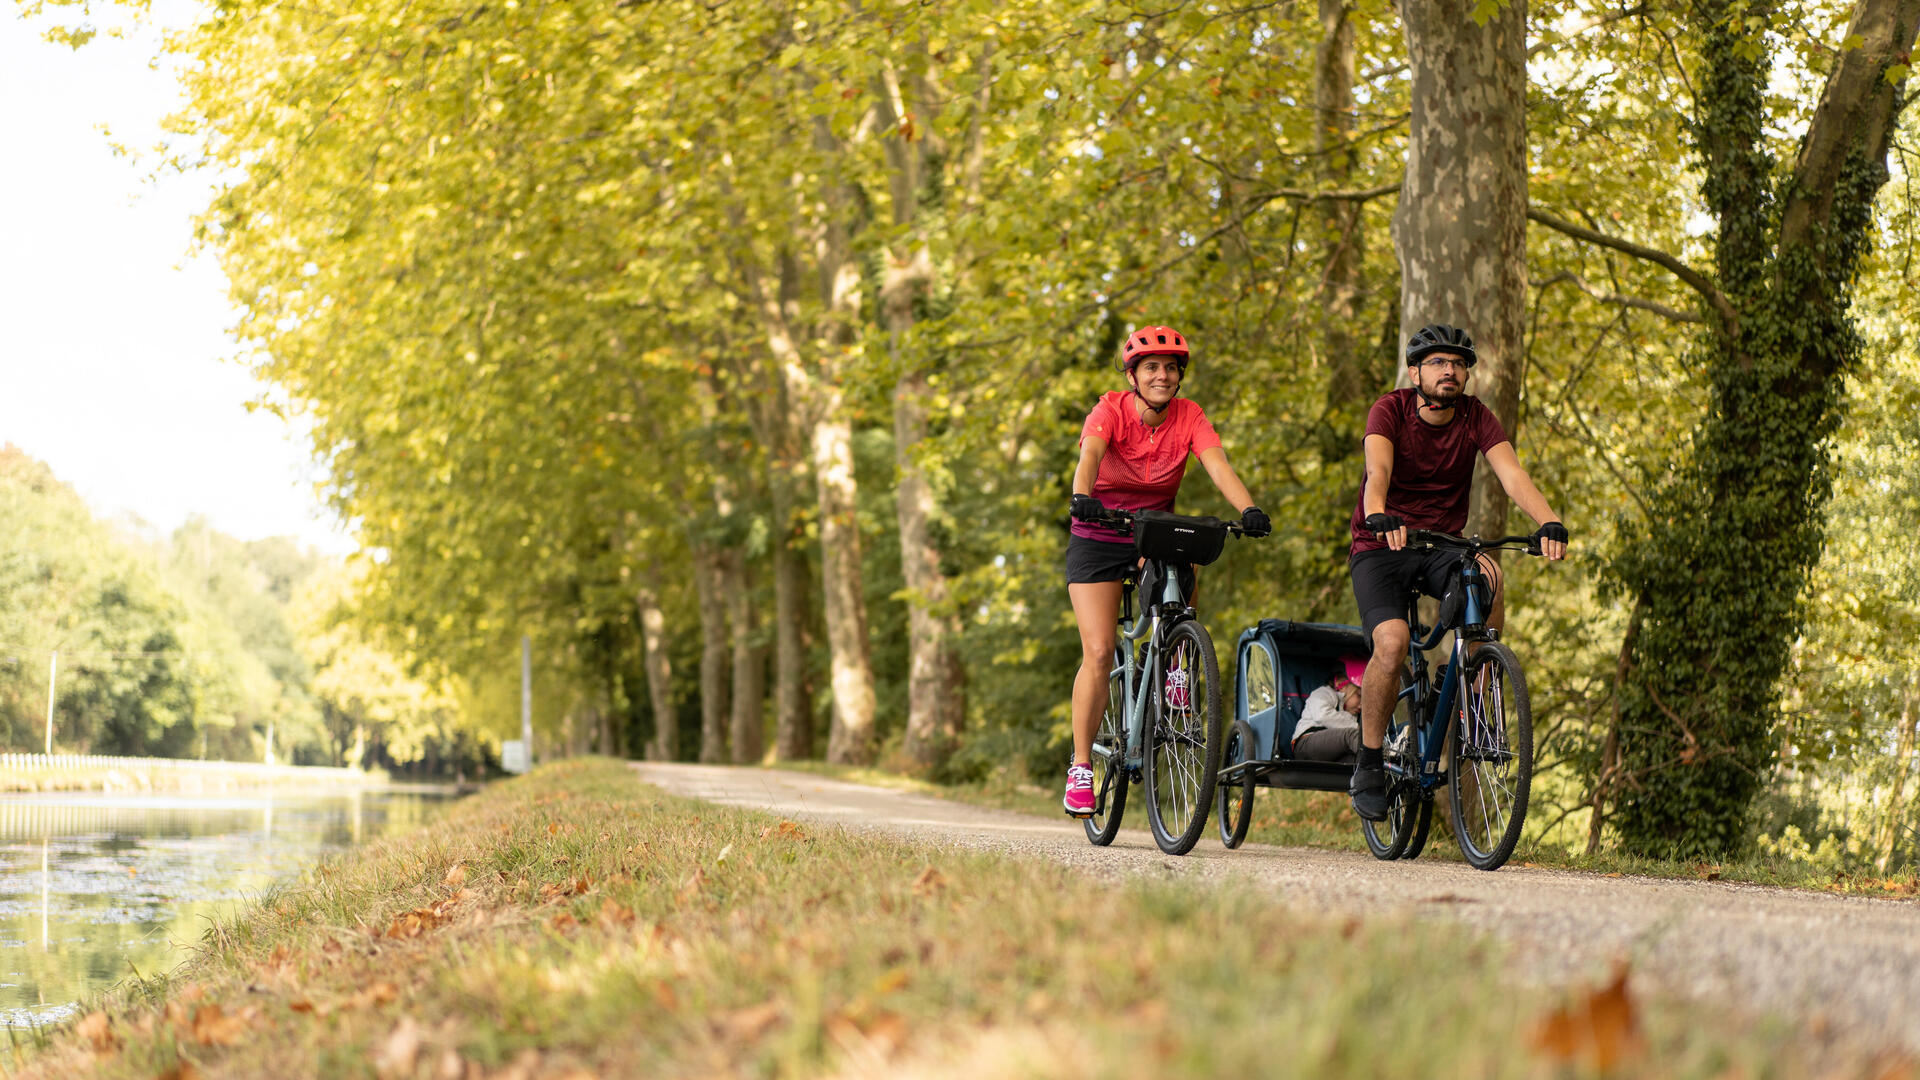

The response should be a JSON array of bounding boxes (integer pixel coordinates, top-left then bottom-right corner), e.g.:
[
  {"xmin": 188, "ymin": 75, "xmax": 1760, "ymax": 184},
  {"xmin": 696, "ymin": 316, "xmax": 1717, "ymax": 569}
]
[{"xmin": 1290, "ymin": 657, "xmax": 1367, "ymax": 763}]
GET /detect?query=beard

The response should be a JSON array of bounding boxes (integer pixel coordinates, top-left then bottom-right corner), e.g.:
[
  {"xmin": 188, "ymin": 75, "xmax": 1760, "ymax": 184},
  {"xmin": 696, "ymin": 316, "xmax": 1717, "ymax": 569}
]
[{"xmin": 1420, "ymin": 376, "xmax": 1465, "ymax": 405}]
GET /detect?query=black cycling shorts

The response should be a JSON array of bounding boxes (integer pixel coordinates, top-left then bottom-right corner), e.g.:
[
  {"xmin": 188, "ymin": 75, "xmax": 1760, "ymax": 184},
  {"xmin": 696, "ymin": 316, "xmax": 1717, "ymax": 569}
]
[
  {"xmin": 1349, "ymin": 546, "xmax": 1459, "ymax": 640},
  {"xmin": 1065, "ymin": 535, "xmax": 1197, "ymax": 603},
  {"xmin": 1066, "ymin": 534, "xmax": 1138, "ymax": 584}
]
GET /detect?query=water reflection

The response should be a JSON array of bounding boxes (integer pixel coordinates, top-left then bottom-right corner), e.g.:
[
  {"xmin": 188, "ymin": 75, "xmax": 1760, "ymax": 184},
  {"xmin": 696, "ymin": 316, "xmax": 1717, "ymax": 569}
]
[{"xmin": 0, "ymin": 788, "xmax": 454, "ymax": 1026}]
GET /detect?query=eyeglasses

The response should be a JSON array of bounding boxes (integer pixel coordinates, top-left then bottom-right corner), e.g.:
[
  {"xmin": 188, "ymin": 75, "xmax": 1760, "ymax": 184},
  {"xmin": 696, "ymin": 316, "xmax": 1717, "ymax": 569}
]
[{"xmin": 1418, "ymin": 357, "xmax": 1471, "ymax": 371}]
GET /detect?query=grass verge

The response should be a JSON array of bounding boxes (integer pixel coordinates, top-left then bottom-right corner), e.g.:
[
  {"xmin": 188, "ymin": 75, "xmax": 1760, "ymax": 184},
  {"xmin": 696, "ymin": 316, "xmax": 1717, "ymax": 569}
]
[{"xmin": 22, "ymin": 758, "xmax": 1898, "ymax": 1079}]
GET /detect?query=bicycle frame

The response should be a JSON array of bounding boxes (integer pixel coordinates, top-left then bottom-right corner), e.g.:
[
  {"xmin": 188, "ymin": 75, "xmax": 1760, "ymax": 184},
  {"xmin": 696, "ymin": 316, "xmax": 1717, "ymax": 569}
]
[
  {"xmin": 1395, "ymin": 552, "xmax": 1496, "ymax": 793},
  {"xmin": 1096, "ymin": 558, "xmax": 1187, "ymax": 773}
]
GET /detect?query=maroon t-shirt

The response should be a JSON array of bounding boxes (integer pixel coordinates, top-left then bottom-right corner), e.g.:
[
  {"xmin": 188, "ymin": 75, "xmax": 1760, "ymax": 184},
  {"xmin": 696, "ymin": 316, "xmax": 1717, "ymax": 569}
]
[{"xmin": 1349, "ymin": 389, "xmax": 1510, "ymax": 554}]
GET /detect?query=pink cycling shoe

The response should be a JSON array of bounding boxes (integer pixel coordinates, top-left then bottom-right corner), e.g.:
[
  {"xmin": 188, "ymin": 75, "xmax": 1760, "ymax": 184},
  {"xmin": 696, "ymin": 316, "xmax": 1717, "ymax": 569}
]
[{"xmin": 1063, "ymin": 762, "xmax": 1096, "ymax": 818}]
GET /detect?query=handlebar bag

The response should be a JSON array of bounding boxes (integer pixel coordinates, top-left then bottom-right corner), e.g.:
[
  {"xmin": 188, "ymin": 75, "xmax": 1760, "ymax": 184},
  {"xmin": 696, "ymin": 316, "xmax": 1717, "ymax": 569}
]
[{"xmin": 1132, "ymin": 510, "xmax": 1229, "ymax": 567}]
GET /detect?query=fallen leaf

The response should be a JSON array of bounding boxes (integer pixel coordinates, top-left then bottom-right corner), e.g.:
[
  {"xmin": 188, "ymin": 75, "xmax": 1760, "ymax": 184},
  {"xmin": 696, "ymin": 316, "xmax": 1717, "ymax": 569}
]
[
  {"xmin": 714, "ymin": 1000, "xmax": 785, "ymax": 1041},
  {"xmin": 549, "ymin": 911, "xmax": 579, "ymax": 933},
  {"xmin": 716, "ymin": 843, "xmax": 734, "ymax": 864},
  {"xmin": 597, "ymin": 898, "xmax": 635, "ymax": 927},
  {"xmin": 911, "ymin": 866, "xmax": 947, "ymax": 898},
  {"xmin": 677, "ymin": 868, "xmax": 707, "ymax": 905},
  {"xmin": 1528, "ymin": 963, "xmax": 1645, "ymax": 1071},
  {"xmin": 373, "ymin": 1016, "xmax": 423, "ymax": 1079},
  {"xmin": 156, "ymin": 1063, "xmax": 201, "ymax": 1080},
  {"xmin": 288, "ymin": 999, "xmax": 321, "ymax": 1016},
  {"xmin": 760, "ymin": 820, "xmax": 809, "ymax": 841},
  {"xmin": 189, "ymin": 1003, "xmax": 249, "ymax": 1047},
  {"xmin": 444, "ymin": 864, "xmax": 468, "ymax": 888}
]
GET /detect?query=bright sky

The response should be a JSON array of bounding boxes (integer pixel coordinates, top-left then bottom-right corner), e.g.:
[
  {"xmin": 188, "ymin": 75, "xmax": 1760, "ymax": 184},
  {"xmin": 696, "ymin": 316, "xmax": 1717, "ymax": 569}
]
[{"xmin": 0, "ymin": 3, "xmax": 354, "ymax": 555}]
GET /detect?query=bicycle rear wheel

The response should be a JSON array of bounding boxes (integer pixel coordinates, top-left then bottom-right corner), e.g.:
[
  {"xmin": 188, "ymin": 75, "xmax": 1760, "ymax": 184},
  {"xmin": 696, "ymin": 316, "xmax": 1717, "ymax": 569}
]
[
  {"xmin": 1362, "ymin": 672, "xmax": 1420, "ymax": 860},
  {"xmin": 1144, "ymin": 620, "xmax": 1222, "ymax": 856},
  {"xmin": 1448, "ymin": 641, "xmax": 1533, "ymax": 870},
  {"xmin": 1216, "ymin": 719, "xmax": 1256, "ymax": 849},
  {"xmin": 1084, "ymin": 659, "xmax": 1128, "ymax": 846}
]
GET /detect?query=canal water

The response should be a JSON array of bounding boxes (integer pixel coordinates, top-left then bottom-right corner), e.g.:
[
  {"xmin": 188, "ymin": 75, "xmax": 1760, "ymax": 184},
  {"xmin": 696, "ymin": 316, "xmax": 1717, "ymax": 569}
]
[{"xmin": 0, "ymin": 788, "xmax": 455, "ymax": 1026}]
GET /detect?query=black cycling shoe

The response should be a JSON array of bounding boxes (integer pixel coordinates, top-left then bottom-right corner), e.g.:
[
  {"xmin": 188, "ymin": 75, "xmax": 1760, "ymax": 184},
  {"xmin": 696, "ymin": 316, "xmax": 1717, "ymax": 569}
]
[{"xmin": 1349, "ymin": 766, "xmax": 1390, "ymax": 822}]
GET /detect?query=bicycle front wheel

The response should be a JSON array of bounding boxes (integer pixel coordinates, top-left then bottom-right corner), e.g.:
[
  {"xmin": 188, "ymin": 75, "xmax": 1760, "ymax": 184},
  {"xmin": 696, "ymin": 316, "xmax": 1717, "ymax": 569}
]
[
  {"xmin": 1143, "ymin": 619, "xmax": 1222, "ymax": 856},
  {"xmin": 1448, "ymin": 641, "xmax": 1533, "ymax": 870},
  {"xmin": 1085, "ymin": 659, "xmax": 1128, "ymax": 847}
]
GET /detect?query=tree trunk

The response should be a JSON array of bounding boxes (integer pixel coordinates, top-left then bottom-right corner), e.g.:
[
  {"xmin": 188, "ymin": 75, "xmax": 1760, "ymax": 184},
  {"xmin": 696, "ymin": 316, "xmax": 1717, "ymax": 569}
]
[
  {"xmin": 1392, "ymin": 0, "xmax": 1529, "ymax": 541},
  {"xmin": 877, "ymin": 68, "xmax": 966, "ymax": 775},
  {"xmin": 637, "ymin": 582, "xmax": 677, "ymax": 761},
  {"xmin": 692, "ymin": 544, "xmax": 731, "ymax": 763},
  {"xmin": 770, "ymin": 468, "xmax": 813, "ymax": 760},
  {"xmin": 1316, "ymin": 0, "xmax": 1371, "ymax": 436},
  {"xmin": 724, "ymin": 548, "xmax": 767, "ymax": 764},
  {"xmin": 1608, "ymin": 0, "xmax": 1920, "ymax": 856},
  {"xmin": 812, "ymin": 402, "xmax": 880, "ymax": 765}
]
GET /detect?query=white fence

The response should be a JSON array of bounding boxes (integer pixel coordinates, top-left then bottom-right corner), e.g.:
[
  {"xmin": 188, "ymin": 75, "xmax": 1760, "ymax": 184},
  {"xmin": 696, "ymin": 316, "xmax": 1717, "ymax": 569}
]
[{"xmin": 0, "ymin": 753, "xmax": 371, "ymax": 782}]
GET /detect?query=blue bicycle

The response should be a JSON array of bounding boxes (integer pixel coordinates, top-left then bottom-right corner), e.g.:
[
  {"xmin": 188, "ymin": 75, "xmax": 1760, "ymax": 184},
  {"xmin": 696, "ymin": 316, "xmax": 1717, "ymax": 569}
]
[
  {"xmin": 1082, "ymin": 507, "xmax": 1252, "ymax": 855},
  {"xmin": 1364, "ymin": 529, "xmax": 1543, "ymax": 871}
]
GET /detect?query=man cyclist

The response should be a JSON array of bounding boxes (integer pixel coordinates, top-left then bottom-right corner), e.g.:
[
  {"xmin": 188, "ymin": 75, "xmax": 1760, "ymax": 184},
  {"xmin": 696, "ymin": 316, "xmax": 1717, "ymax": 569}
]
[{"xmin": 1347, "ymin": 323, "xmax": 1568, "ymax": 821}]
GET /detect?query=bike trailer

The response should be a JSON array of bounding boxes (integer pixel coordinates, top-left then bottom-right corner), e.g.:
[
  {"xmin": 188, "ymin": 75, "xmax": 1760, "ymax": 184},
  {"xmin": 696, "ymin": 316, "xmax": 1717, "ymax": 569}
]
[{"xmin": 1227, "ymin": 619, "xmax": 1370, "ymax": 791}]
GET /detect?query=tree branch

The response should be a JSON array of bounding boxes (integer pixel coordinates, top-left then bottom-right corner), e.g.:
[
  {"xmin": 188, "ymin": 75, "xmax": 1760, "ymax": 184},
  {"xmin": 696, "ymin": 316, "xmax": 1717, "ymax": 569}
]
[
  {"xmin": 1526, "ymin": 207, "xmax": 1738, "ymax": 329},
  {"xmin": 1535, "ymin": 269, "xmax": 1702, "ymax": 323}
]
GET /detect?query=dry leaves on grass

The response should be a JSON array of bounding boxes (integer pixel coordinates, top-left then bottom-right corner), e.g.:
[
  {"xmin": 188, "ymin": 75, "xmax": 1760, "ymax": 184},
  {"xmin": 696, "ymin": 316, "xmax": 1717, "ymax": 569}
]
[
  {"xmin": 1528, "ymin": 963, "xmax": 1646, "ymax": 1072},
  {"xmin": 597, "ymin": 898, "xmax": 635, "ymax": 927},
  {"xmin": 759, "ymin": 820, "xmax": 808, "ymax": 842},
  {"xmin": 156, "ymin": 1062, "xmax": 201, "ymax": 1080},
  {"xmin": 549, "ymin": 911, "xmax": 580, "ymax": 933},
  {"xmin": 443, "ymin": 863, "xmax": 468, "ymax": 888},
  {"xmin": 388, "ymin": 889, "xmax": 474, "ymax": 938},
  {"xmin": 539, "ymin": 875, "xmax": 593, "ymax": 903}
]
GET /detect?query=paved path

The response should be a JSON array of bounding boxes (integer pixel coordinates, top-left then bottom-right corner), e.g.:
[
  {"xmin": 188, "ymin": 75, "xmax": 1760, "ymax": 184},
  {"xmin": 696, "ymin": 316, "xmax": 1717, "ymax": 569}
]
[{"xmin": 631, "ymin": 762, "xmax": 1920, "ymax": 1056}]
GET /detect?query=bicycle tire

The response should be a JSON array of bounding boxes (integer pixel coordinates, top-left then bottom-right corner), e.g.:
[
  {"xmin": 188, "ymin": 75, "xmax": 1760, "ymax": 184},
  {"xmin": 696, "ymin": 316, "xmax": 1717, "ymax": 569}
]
[
  {"xmin": 1217, "ymin": 718, "xmax": 1257, "ymax": 849},
  {"xmin": 1084, "ymin": 657, "xmax": 1129, "ymax": 846},
  {"xmin": 1362, "ymin": 779, "xmax": 1418, "ymax": 860},
  {"xmin": 1143, "ymin": 619, "xmax": 1222, "ymax": 856},
  {"xmin": 1448, "ymin": 641, "xmax": 1533, "ymax": 870},
  {"xmin": 1361, "ymin": 671, "xmax": 1419, "ymax": 860},
  {"xmin": 1400, "ymin": 794, "xmax": 1435, "ymax": 860}
]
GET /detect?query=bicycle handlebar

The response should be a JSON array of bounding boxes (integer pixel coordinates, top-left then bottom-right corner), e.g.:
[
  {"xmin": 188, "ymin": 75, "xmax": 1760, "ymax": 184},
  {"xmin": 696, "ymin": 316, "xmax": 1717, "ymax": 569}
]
[
  {"xmin": 1404, "ymin": 528, "xmax": 1544, "ymax": 557},
  {"xmin": 1090, "ymin": 507, "xmax": 1253, "ymax": 537}
]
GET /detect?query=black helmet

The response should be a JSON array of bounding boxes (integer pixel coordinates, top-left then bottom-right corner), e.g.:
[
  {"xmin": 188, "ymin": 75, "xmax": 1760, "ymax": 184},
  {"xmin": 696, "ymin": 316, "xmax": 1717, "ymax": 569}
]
[{"xmin": 1406, "ymin": 324, "xmax": 1477, "ymax": 368}]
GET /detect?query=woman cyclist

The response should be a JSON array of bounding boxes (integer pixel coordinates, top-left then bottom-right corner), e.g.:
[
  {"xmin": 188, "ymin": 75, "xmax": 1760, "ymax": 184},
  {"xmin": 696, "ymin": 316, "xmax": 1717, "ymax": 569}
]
[{"xmin": 1063, "ymin": 325, "xmax": 1270, "ymax": 817}]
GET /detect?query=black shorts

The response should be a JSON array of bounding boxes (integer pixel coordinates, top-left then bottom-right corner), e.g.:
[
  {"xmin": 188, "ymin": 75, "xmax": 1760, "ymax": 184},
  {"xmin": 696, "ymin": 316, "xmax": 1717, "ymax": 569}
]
[
  {"xmin": 1349, "ymin": 547, "xmax": 1458, "ymax": 640},
  {"xmin": 1066, "ymin": 534, "xmax": 1137, "ymax": 584},
  {"xmin": 1065, "ymin": 535, "xmax": 1197, "ymax": 600}
]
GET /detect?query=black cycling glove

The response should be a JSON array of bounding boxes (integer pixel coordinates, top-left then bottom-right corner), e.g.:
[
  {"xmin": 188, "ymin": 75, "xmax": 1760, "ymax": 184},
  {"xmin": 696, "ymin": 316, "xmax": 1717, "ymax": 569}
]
[
  {"xmin": 1364, "ymin": 513, "xmax": 1404, "ymax": 537},
  {"xmin": 1070, "ymin": 493, "xmax": 1106, "ymax": 523},
  {"xmin": 1240, "ymin": 506, "xmax": 1271, "ymax": 538},
  {"xmin": 1536, "ymin": 521, "xmax": 1569, "ymax": 546}
]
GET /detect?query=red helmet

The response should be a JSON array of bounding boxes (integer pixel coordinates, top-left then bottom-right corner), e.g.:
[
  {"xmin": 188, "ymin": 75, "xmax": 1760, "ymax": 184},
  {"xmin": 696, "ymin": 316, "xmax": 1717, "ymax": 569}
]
[{"xmin": 1121, "ymin": 325, "xmax": 1190, "ymax": 371}]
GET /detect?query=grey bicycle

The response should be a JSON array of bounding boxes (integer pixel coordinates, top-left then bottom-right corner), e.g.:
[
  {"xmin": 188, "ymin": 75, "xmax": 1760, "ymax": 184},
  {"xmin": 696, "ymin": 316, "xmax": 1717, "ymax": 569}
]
[{"xmin": 1082, "ymin": 507, "xmax": 1252, "ymax": 855}]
